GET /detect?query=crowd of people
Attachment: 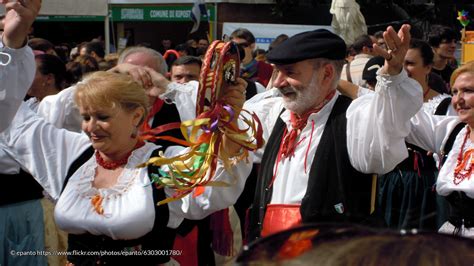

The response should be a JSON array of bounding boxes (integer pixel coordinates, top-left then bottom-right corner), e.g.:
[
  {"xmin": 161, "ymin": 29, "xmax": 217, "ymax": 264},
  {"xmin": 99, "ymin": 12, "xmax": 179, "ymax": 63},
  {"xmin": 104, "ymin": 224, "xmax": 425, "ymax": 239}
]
[{"xmin": 1, "ymin": 0, "xmax": 474, "ymax": 265}]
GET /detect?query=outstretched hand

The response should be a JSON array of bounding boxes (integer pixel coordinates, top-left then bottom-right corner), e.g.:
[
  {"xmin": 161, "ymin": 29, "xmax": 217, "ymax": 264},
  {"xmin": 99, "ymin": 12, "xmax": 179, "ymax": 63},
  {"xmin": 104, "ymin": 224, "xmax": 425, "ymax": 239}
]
[
  {"xmin": 2, "ymin": 0, "xmax": 41, "ymax": 49},
  {"xmin": 372, "ymin": 24, "xmax": 411, "ymax": 76}
]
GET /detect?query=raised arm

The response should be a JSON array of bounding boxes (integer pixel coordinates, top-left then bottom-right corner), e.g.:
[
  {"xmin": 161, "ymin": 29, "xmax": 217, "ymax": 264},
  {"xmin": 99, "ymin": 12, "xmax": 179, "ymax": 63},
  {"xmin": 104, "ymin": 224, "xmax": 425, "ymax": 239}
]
[
  {"xmin": 346, "ymin": 24, "xmax": 424, "ymax": 174},
  {"xmin": 0, "ymin": 0, "xmax": 40, "ymax": 131}
]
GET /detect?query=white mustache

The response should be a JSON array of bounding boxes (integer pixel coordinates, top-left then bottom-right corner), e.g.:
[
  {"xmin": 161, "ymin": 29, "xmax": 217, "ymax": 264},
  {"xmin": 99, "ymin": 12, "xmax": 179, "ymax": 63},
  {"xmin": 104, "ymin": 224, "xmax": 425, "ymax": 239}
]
[{"xmin": 278, "ymin": 86, "xmax": 295, "ymax": 95}]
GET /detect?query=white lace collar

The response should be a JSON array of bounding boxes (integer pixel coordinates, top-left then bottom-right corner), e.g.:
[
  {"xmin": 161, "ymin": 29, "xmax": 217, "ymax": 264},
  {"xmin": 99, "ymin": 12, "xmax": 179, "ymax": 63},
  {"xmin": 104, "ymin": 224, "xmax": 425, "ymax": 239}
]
[{"xmin": 75, "ymin": 142, "xmax": 155, "ymax": 198}]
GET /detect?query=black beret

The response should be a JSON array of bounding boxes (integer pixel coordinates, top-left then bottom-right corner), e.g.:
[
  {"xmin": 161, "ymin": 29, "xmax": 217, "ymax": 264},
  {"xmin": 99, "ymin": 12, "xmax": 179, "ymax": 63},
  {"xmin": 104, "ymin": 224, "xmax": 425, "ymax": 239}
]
[
  {"xmin": 362, "ymin": 56, "xmax": 385, "ymax": 82},
  {"xmin": 266, "ymin": 29, "xmax": 346, "ymax": 65}
]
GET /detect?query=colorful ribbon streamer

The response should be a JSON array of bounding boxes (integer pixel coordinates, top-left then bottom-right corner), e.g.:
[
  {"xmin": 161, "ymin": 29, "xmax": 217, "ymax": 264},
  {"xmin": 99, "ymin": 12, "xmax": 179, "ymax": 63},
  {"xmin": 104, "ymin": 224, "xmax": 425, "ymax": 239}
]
[{"xmin": 139, "ymin": 41, "xmax": 264, "ymax": 205}]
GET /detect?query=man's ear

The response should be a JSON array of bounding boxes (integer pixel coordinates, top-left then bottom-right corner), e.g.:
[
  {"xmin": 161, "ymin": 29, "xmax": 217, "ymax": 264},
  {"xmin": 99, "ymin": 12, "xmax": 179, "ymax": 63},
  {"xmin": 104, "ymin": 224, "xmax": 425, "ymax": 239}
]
[{"xmin": 322, "ymin": 63, "xmax": 335, "ymax": 82}]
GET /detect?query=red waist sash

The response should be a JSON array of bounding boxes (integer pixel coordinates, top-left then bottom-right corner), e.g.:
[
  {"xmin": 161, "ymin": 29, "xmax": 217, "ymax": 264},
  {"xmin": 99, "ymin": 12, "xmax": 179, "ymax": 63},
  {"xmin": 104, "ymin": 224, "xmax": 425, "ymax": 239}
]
[{"xmin": 261, "ymin": 204, "xmax": 302, "ymax": 237}]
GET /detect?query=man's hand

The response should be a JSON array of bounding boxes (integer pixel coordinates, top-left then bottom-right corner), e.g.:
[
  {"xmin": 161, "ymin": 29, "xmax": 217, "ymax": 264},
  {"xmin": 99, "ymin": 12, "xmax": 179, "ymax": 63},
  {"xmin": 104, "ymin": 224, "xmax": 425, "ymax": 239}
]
[
  {"xmin": 110, "ymin": 63, "xmax": 170, "ymax": 98},
  {"xmin": 143, "ymin": 66, "xmax": 170, "ymax": 97},
  {"xmin": 221, "ymin": 78, "xmax": 247, "ymax": 116},
  {"xmin": 373, "ymin": 24, "xmax": 411, "ymax": 76},
  {"xmin": 2, "ymin": 0, "xmax": 41, "ymax": 49}
]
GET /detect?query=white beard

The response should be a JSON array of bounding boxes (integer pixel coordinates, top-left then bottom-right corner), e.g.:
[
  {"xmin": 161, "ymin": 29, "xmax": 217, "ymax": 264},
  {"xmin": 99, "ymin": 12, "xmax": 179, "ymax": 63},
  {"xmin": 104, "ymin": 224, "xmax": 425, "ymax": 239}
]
[{"xmin": 281, "ymin": 72, "xmax": 323, "ymax": 115}]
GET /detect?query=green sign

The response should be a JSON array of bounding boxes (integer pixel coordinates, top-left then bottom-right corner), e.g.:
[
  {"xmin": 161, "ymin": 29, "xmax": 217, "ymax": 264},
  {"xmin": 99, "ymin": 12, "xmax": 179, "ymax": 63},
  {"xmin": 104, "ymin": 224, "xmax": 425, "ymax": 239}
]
[
  {"xmin": 110, "ymin": 5, "xmax": 215, "ymax": 22},
  {"xmin": 36, "ymin": 15, "xmax": 105, "ymax": 22}
]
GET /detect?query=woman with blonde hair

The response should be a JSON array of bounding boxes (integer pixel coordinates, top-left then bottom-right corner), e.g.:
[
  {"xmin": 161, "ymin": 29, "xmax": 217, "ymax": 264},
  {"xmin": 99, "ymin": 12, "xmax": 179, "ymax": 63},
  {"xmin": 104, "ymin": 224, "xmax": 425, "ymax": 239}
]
[
  {"xmin": 401, "ymin": 61, "xmax": 474, "ymax": 237},
  {"xmin": 0, "ymin": 69, "xmax": 250, "ymax": 265}
]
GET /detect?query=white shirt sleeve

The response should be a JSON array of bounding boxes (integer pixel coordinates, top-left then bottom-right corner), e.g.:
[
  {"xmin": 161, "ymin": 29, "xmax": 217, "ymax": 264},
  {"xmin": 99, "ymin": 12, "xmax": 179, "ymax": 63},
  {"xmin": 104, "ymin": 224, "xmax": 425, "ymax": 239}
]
[
  {"xmin": 166, "ymin": 156, "xmax": 253, "ymax": 225},
  {"xmin": 0, "ymin": 41, "xmax": 35, "ymax": 132},
  {"xmin": 405, "ymin": 109, "xmax": 460, "ymax": 154},
  {"xmin": 37, "ymin": 84, "xmax": 83, "ymax": 132},
  {"xmin": 255, "ymin": 82, "xmax": 266, "ymax": 94},
  {"xmin": 160, "ymin": 81, "xmax": 198, "ymax": 122},
  {"xmin": 346, "ymin": 69, "xmax": 424, "ymax": 174},
  {"xmin": 0, "ymin": 102, "xmax": 91, "ymax": 200}
]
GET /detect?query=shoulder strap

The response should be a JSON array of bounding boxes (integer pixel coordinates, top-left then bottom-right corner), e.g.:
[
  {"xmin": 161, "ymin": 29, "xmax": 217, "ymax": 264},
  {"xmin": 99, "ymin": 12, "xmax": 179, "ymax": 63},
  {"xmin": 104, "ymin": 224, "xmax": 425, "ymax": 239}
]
[
  {"xmin": 434, "ymin": 97, "xmax": 452, "ymax": 115},
  {"xmin": 62, "ymin": 146, "xmax": 95, "ymax": 194},
  {"xmin": 345, "ymin": 61, "xmax": 352, "ymax": 83},
  {"xmin": 441, "ymin": 122, "xmax": 466, "ymax": 164},
  {"xmin": 146, "ymin": 148, "xmax": 168, "ymax": 214}
]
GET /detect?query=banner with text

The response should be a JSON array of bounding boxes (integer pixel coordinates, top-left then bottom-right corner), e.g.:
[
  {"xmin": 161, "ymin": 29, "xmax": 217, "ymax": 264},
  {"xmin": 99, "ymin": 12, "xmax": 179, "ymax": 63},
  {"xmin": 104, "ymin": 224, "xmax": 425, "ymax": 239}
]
[{"xmin": 110, "ymin": 6, "xmax": 215, "ymax": 22}]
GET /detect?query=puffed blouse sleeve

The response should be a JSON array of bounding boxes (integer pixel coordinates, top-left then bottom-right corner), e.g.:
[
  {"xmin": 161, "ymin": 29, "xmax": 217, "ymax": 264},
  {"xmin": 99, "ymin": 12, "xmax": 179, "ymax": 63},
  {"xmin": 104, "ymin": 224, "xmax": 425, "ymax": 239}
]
[
  {"xmin": 346, "ymin": 69, "xmax": 424, "ymax": 174},
  {"xmin": 0, "ymin": 102, "xmax": 91, "ymax": 200},
  {"xmin": 0, "ymin": 41, "xmax": 35, "ymax": 132}
]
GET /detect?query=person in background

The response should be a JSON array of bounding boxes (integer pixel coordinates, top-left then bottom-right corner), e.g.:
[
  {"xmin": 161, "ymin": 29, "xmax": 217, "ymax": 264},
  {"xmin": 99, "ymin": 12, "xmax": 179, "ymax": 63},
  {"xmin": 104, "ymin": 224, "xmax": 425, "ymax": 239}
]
[
  {"xmin": 65, "ymin": 54, "xmax": 99, "ymax": 86},
  {"xmin": 427, "ymin": 25, "xmax": 459, "ymax": 93},
  {"xmin": 361, "ymin": 56, "xmax": 385, "ymax": 90},
  {"xmin": 268, "ymin": 34, "xmax": 289, "ymax": 53},
  {"xmin": 187, "ymin": 38, "xmax": 198, "ymax": 55},
  {"xmin": 159, "ymin": 38, "xmax": 173, "ymax": 54},
  {"xmin": 170, "ymin": 55, "xmax": 202, "ymax": 84},
  {"xmin": 26, "ymin": 53, "xmax": 67, "ymax": 110},
  {"xmin": 377, "ymin": 39, "xmax": 455, "ymax": 232},
  {"xmin": 197, "ymin": 37, "xmax": 210, "ymax": 57},
  {"xmin": 80, "ymin": 41, "xmax": 106, "ymax": 69},
  {"xmin": 103, "ymin": 52, "xmax": 119, "ymax": 70},
  {"xmin": 54, "ymin": 42, "xmax": 72, "ymax": 63},
  {"xmin": 374, "ymin": 30, "xmax": 387, "ymax": 50},
  {"xmin": 175, "ymin": 42, "xmax": 194, "ymax": 57},
  {"xmin": 341, "ymin": 34, "xmax": 376, "ymax": 87},
  {"xmin": 253, "ymin": 49, "xmax": 266, "ymax": 62},
  {"xmin": 230, "ymin": 28, "xmax": 273, "ymax": 87},
  {"xmin": 265, "ymin": 34, "xmax": 290, "ymax": 90},
  {"xmin": 28, "ymin": 37, "xmax": 57, "ymax": 56}
]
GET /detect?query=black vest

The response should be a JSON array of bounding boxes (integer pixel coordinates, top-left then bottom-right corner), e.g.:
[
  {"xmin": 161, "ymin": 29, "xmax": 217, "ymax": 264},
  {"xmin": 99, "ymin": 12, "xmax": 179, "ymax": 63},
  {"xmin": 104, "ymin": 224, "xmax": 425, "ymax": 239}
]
[
  {"xmin": 247, "ymin": 96, "xmax": 374, "ymax": 241},
  {"xmin": 64, "ymin": 147, "xmax": 174, "ymax": 265}
]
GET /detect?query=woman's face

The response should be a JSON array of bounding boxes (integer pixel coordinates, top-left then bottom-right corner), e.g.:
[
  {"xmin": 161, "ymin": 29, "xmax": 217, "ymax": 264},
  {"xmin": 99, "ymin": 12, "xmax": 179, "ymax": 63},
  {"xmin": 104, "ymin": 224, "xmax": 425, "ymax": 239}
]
[
  {"xmin": 403, "ymin": 48, "xmax": 431, "ymax": 86},
  {"xmin": 452, "ymin": 72, "xmax": 474, "ymax": 126},
  {"xmin": 80, "ymin": 104, "xmax": 143, "ymax": 156}
]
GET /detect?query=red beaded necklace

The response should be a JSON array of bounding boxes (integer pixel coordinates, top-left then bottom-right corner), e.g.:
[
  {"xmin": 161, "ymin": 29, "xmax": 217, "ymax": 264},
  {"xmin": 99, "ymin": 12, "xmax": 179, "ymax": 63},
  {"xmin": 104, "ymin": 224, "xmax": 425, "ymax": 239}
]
[
  {"xmin": 453, "ymin": 127, "xmax": 474, "ymax": 185},
  {"xmin": 95, "ymin": 140, "xmax": 145, "ymax": 170}
]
